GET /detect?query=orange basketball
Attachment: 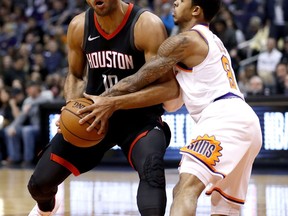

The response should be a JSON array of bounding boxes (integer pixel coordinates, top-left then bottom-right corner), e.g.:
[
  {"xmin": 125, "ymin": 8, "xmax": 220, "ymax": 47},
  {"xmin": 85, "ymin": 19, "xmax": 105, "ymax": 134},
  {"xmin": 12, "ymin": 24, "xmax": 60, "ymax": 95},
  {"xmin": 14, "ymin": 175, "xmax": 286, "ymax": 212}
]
[{"xmin": 59, "ymin": 98, "xmax": 107, "ymax": 147}]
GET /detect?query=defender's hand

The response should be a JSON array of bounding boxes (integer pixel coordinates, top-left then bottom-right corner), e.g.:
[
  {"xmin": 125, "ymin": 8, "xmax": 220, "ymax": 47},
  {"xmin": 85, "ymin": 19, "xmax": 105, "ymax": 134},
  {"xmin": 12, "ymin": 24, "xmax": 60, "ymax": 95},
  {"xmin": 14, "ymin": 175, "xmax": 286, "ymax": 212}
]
[{"xmin": 78, "ymin": 93, "xmax": 116, "ymax": 134}]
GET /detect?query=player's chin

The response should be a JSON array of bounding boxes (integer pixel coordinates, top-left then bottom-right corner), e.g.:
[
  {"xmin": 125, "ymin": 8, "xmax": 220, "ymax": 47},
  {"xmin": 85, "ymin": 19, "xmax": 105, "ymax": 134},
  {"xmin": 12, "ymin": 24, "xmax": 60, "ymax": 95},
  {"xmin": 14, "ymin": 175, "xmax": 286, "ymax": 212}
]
[{"xmin": 172, "ymin": 16, "xmax": 178, "ymax": 25}]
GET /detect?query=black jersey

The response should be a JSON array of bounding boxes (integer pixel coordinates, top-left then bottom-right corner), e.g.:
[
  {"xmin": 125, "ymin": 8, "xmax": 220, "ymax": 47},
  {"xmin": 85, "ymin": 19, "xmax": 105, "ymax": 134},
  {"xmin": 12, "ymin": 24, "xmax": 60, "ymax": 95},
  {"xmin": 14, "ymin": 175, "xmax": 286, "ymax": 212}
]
[{"xmin": 83, "ymin": 3, "xmax": 164, "ymax": 119}]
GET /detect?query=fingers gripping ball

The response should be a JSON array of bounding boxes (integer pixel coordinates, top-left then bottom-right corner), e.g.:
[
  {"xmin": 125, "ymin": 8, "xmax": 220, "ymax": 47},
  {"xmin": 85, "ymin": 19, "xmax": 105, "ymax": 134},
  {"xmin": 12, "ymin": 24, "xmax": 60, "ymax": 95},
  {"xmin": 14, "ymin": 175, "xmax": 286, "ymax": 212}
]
[{"xmin": 59, "ymin": 98, "xmax": 107, "ymax": 147}]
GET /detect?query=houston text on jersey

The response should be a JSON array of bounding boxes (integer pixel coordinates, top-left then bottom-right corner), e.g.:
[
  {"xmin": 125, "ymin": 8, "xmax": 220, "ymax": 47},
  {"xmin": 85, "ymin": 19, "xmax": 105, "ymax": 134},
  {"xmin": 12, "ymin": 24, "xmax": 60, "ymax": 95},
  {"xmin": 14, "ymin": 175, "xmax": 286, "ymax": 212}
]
[{"xmin": 86, "ymin": 51, "xmax": 134, "ymax": 69}]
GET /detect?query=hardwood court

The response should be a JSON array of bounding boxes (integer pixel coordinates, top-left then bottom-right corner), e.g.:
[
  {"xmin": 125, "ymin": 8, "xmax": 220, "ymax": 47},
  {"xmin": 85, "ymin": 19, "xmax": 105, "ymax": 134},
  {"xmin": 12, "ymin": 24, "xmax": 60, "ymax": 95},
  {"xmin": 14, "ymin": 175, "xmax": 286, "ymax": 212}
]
[{"xmin": 0, "ymin": 166, "xmax": 288, "ymax": 216}]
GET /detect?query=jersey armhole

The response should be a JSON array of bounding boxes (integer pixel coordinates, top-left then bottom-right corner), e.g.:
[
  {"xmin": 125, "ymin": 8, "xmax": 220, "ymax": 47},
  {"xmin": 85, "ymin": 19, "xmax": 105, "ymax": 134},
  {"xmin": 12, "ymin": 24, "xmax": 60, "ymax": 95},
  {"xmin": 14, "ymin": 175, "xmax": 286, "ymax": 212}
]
[
  {"xmin": 130, "ymin": 8, "xmax": 147, "ymax": 51},
  {"xmin": 82, "ymin": 8, "xmax": 91, "ymax": 50},
  {"xmin": 190, "ymin": 29, "xmax": 208, "ymax": 45}
]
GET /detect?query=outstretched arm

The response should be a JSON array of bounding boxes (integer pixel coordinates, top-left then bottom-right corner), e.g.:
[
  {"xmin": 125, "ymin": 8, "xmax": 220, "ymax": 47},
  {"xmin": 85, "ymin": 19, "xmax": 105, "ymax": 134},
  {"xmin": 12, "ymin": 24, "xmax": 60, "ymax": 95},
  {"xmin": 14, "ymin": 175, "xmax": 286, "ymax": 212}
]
[{"xmin": 101, "ymin": 33, "xmax": 192, "ymax": 97}]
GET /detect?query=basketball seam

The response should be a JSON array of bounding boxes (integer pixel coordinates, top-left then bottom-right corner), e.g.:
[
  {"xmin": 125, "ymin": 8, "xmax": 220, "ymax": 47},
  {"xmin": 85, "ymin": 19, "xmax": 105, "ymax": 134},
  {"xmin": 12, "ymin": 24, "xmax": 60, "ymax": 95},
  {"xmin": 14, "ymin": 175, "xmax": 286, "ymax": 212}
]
[
  {"xmin": 60, "ymin": 110, "xmax": 103, "ymax": 142},
  {"xmin": 62, "ymin": 107, "xmax": 98, "ymax": 128}
]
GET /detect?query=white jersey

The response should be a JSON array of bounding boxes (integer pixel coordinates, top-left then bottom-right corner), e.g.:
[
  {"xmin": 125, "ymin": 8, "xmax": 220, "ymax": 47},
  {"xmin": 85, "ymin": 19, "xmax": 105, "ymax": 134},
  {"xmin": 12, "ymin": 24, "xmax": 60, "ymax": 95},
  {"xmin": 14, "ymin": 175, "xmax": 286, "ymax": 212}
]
[
  {"xmin": 174, "ymin": 24, "xmax": 244, "ymax": 122},
  {"xmin": 175, "ymin": 25, "xmax": 262, "ymax": 211}
]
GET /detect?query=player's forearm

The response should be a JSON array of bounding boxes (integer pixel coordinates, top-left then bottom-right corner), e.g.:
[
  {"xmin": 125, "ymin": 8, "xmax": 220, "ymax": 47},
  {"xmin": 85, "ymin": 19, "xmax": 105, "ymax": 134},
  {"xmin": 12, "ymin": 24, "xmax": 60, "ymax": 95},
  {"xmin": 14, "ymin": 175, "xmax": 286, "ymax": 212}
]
[
  {"xmin": 64, "ymin": 73, "xmax": 86, "ymax": 101},
  {"xmin": 112, "ymin": 78, "xmax": 179, "ymax": 110},
  {"xmin": 102, "ymin": 57, "xmax": 172, "ymax": 97}
]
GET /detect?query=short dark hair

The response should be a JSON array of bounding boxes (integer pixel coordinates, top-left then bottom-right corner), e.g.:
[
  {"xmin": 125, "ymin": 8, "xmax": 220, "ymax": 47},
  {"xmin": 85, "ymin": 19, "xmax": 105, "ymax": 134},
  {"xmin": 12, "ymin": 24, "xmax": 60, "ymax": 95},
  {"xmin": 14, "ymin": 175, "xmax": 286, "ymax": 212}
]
[{"xmin": 192, "ymin": 0, "xmax": 222, "ymax": 22}]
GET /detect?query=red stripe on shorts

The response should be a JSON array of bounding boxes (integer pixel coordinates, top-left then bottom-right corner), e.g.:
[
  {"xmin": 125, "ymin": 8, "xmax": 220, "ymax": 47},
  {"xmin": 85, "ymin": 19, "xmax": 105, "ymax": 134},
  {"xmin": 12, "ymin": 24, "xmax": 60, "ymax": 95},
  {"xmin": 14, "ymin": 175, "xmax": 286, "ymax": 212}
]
[
  {"xmin": 128, "ymin": 130, "xmax": 149, "ymax": 169},
  {"xmin": 50, "ymin": 153, "xmax": 81, "ymax": 176}
]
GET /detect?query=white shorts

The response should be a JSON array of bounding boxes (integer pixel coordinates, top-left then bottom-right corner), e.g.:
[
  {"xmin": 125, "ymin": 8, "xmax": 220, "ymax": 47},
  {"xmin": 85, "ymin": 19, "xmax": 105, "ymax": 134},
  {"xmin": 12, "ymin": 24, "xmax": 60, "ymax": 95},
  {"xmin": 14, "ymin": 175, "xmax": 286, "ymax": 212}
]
[{"xmin": 179, "ymin": 98, "xmax": 262, "ymax": 212}]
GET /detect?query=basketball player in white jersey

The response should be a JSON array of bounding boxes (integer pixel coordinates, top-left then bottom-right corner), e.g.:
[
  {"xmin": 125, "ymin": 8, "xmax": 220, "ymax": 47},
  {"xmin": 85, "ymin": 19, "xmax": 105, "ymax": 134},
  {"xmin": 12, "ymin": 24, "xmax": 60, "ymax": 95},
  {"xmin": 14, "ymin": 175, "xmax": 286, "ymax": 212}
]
[{"xmin": 79, "ymin": 0, "xmax": 263, "ymax": 215}]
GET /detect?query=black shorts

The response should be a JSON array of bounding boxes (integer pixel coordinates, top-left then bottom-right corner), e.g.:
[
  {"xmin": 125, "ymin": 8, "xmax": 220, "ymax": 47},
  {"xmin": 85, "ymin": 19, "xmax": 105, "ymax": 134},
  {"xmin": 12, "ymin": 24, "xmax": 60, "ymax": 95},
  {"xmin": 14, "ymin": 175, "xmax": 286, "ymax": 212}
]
[{"xmin": 47, "ymin": 114, "xmax": 171, "ymax": 176}]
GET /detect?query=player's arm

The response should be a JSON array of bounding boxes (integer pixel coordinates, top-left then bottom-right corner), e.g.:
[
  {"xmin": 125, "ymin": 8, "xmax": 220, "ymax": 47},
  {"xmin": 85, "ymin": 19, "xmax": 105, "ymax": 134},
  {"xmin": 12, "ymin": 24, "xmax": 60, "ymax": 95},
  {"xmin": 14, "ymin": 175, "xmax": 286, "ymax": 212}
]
[
  {"xmin": 64, "ymin": 12, "xmax": 87, "ymax": 102},
  {"xmin": 103, "ymin": 31, "xmax": 197, "ymax": 97},
  {"xmin": 57, "ymin": 13, "xmax": 87, "ymax": 134},
  {"xmin": 105, "ymin": 11, "xmax": 179, "ymax": 107}
]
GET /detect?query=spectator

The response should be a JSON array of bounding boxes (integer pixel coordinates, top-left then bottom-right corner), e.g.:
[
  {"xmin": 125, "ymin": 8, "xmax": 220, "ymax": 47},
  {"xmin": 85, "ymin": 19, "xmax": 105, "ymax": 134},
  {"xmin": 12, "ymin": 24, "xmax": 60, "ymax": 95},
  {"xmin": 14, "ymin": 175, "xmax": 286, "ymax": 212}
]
[
  {"xmin": 245, "ymin": 16, "xmax": 264, "ymax": 41},
  {"xmin": 29, "ymin": 52, "xmax": 49, "ymax": 81},
  {"xmin": 0, "ymin": 22, "xmax": 18, "ymax": 56},
  {"xmin": 22, "ymin": 31, "xmax": 42, "ymax": 57},
  {"xmin": 210, "ymin": 16, "xmax": 240, "ymax": 75},
  {"xmin": 0, "ymin": 87, "xmax": 19, "ymax": 161},
  {"xmin": 218, "ymin": 5, "xmax": 246, "ymax": 73},
  {"xmin": 238, "ymin": 63, "xmax": 258, "ymax": 95},
  {"xmin": 22, "ymin": 17, "xmax": 44, "ymax": 47},
  {"xmin": 280, "ymin": 36, "xmax": 288, "ymax": 63},
  {"xmin": 3, "ymin": 55, "xmax": 27, "ymax": 87},
  {"xmin": 0, "ymin": 87, "xmax": 24, "ymax": 160},
  {"xmin": 247, "ymin": 16, "xmax": 269, "ymax": 56},
  {"xmin": 274, "ymin": 62, "xmax": 288, "ymax": 94},
  {"xmin": 42, "ymin": 0, "xmax": 68, "ymax": 35},
  {"xmin": 10, "ymin": 87, "xmax": 25, "ymax": 113},
  {"xmin": 25, "ymin": 0, "xmax": 48, "ymax": 22},
  {"xmin": 44, "ymin": 73, "xmax": 65, "ymax": 100},
  {"xmin": 246, "ymin": 75, "xmax": 265, "ymax": 96},
  {"xmin": 219, "ymin": 5, "xmax": 246, "ymax": 44},
  {"xmin": 43, "ymin": 39, "xmax": 64, "ymax": 74},
  {"xmin": 210, "ymin": 17, "xmax": 238, "ymax": 52},
  {"xmin": 0, "ymin": 55, "xmax": 13, "ymax": 78},
  {"xmin": 4, "ymin": 80, "xmax": 53, "ymax": 167},
  {"xmin": 256, "ymin": 37, "xmax": 282, "ymax": 91},
  {"xmin": 263, "ymin": 0, "xmax": 288, "ymax": 47},
  {"xmin": 232, "ymin": 0, "xmax": 262, "ymax": 33},
  {"xmin": 0, "ymin": 86, "xmax": 24, "ymax": 159},
  {"xmin": 11, "ymin": 78, "xmax": 24, "ymax": 90}
]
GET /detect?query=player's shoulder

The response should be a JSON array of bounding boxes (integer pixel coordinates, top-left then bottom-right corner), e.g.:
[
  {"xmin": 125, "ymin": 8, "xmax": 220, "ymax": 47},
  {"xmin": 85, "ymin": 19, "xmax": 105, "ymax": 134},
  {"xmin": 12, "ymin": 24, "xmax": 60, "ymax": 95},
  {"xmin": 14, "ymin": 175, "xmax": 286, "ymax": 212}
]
[
  {"xmin": 137, "ymin": 10, "xmax": 165, "ymax": 29},
  {"xmin": 67, "ymin": 12, "xmax": 86, "ymax": 46},
  {"xmin": 68, "ymin": 12, "xmax": 86, "ymax": 31},
  {"xmin": 173, "ymin": 31, "xmax": 199, "ymax": 45}
]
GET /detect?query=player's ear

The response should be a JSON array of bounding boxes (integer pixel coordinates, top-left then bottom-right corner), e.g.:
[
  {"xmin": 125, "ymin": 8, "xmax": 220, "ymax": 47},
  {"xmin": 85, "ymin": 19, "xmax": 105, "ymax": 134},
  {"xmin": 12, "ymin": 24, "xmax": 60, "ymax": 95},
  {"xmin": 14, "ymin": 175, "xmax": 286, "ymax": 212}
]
[{"xmin": 192, "ymin": 6, "xmax": 201, "ymax": 16}]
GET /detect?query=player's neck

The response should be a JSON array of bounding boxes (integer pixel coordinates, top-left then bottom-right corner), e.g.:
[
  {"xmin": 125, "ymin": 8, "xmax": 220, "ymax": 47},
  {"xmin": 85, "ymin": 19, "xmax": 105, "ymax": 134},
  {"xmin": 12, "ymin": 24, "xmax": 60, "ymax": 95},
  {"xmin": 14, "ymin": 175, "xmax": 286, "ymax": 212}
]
[
  {"xmin": 95, "ymin": 2, "xmax": 129, "ymax": 34},
  {"xmin": 178, "ymin": 20, "xmax": 196, "ymax": 32},
  {"xmin": 178, "ymin": 20, "xmax": 208, "ymax": 32}
]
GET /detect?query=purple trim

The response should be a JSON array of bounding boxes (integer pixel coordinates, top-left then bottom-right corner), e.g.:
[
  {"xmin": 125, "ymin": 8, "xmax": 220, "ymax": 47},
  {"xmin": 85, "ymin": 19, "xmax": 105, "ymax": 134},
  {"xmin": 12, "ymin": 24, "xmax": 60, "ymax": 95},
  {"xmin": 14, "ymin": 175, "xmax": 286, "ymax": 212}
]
[{"xmin": 214, "ymin": 92, "xmax": 242, "ymax": 102}]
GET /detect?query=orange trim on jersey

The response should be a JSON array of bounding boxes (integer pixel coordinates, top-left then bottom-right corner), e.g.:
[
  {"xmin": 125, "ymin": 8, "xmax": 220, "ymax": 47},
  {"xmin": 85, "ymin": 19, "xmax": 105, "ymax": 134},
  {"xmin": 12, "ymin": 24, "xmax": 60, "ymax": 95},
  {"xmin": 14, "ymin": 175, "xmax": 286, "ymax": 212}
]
[
  {"xmin": 94, "ymin": 3, "xmax": 133, "ymax": 40},
  {"xmin": 128, "ymin": 130, "xmax": 149, "ymax": 169},
  {"xmin": 206, "ymin": 187, "xmax": 245, "ymax": 205},
  {"xmin": 50, "ymin": 153, "xmax": 81, "ymax": 176},
  {"xmin": 175, "ymin": 64, "xmax": 193, "ymax": 73}
]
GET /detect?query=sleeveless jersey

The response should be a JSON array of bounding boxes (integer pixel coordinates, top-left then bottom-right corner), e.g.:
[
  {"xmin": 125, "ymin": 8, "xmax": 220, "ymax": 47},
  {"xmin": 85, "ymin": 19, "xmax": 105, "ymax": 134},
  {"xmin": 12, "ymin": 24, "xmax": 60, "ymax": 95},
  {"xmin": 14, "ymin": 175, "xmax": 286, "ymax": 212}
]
[
  {"xmin": 174, "ymin": 24, "xmax": 244, "ymax": 122},
  {"xmin": 83, "ymin": 3, "xmax": 164, "ymax": 119}
]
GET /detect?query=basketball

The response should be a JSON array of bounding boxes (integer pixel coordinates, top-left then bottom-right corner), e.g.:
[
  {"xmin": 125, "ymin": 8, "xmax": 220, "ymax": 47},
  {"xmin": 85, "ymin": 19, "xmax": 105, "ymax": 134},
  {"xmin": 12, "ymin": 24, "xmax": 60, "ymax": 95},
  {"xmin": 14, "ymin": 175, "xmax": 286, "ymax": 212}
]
[{"xmin": 59, "ymin": 98, "xmax": 107, "ymax": 147}]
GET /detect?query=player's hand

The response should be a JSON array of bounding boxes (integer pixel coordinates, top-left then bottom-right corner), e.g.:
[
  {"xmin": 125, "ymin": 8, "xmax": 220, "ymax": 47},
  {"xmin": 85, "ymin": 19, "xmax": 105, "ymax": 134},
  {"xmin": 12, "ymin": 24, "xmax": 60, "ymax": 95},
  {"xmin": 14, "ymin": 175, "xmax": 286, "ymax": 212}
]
[{"xmin": 78, "ymin": 93, "xmax": 116, "ymax": 134}]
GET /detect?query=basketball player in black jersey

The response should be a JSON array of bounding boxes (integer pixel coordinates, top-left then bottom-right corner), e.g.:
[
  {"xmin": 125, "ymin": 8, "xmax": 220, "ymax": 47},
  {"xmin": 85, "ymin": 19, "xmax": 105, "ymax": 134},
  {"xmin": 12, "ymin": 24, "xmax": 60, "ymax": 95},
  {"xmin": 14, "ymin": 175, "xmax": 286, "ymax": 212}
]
[{"xmin": 27, "ymin": 1, "xmax": 179, "ymax": 216}]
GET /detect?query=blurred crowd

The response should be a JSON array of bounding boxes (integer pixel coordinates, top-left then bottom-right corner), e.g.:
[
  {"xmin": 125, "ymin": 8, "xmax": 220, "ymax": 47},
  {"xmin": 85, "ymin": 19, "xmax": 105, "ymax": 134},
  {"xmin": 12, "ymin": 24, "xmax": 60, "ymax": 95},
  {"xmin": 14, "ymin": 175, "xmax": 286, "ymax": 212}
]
[{"xmin": 0, "ymin": 0, "xmax": 288, "ymax": 167}]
